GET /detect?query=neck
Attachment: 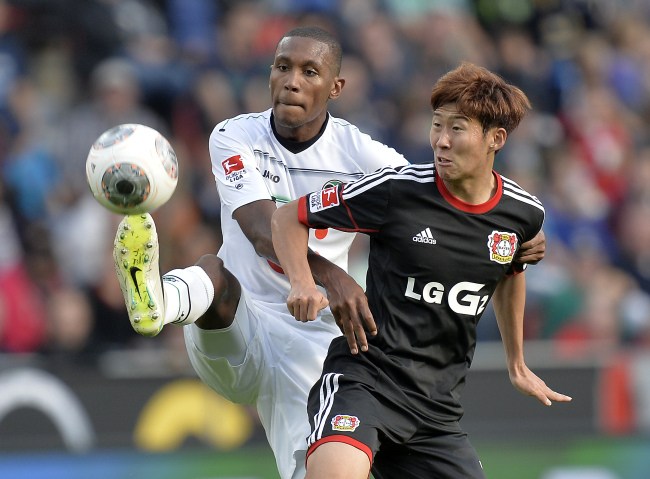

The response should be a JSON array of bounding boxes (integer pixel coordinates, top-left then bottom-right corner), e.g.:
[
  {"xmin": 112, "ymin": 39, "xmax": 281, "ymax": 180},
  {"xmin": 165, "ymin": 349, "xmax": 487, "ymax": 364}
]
[
  {"xmin": 271, "ymin": 112, "xmax": 329, "ymax": 154},
  {"xmin": 273, "ymin": 112, "xmax": 328, "ymax": 143},
  {"xmin": 442, "ymin": 170, "xmax": 497, "ymax": 205}
]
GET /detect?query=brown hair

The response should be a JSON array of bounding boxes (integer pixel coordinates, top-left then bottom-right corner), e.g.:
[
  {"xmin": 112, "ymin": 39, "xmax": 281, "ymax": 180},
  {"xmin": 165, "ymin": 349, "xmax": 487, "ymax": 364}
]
[{"xmin": 430, "ymin": 62, "xmax": 531, "ymax": 135}]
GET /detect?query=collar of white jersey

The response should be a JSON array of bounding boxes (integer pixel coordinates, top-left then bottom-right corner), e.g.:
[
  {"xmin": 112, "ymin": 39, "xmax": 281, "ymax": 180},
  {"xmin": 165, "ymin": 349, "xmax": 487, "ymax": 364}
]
[{"xmin": 270, "ymin": 112, "xmax": 330, "ymax": 154}]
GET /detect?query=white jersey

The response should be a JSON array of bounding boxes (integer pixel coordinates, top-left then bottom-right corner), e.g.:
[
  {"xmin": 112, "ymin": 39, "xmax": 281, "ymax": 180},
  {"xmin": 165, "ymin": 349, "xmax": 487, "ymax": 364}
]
[
  {"xmin": 211, "ymin": 108, "xmax": 407, "ymax": 319},
  {"xmin": 189, "ymin": 109, "xmax": 407, "ymax": 479}
]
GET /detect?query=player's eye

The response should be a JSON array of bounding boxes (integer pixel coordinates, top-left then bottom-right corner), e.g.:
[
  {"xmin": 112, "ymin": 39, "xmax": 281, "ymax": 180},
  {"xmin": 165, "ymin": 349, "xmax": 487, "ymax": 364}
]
[{"xmin": 305, "ymin": 69, "xmax": 317, "ymax": 76}]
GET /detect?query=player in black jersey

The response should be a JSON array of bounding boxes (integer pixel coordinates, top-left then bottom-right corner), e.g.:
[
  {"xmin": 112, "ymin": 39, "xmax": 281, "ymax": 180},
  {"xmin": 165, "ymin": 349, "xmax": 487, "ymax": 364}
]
[{"xmin": 271, "ymin": 62, "xmax": 572, "ymax": 479}]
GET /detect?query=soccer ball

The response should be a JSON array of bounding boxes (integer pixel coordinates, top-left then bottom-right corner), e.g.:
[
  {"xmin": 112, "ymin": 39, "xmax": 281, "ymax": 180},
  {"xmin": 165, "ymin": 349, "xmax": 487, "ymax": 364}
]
[{"xmin": 86, "ymin": 124, "xmax": 178, "ymax": 215}]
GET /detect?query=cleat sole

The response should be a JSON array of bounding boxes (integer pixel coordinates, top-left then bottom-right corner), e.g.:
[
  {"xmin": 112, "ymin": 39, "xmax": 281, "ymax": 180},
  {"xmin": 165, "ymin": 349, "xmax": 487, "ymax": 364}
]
[{"xmin": 113, "ymin": 213, "xmax": 164, "ymax": 337}]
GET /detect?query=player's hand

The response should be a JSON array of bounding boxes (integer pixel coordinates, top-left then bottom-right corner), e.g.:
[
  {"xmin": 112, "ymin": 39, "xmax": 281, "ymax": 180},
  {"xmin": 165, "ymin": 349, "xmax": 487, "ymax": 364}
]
[
  {"xmin": 324, "ymin": 270, "xmax": 376, "ymax": 355},
  {"xmin": 287, "ymin": 282, "xmax": 329, "ymax": 323},
  {"xmin": 514, "ymin": 229, "xmax": 545, "ymax": 265},
  {"xmin": 509, "ymin": 363, "xmax": 572, "ymax": 406}
]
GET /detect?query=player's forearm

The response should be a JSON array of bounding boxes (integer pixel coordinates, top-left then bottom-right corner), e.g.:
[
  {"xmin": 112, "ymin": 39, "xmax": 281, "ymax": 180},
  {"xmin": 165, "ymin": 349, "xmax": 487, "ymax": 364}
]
[
  {"xmin": 271, "ymin": 201, "xmax": 314, "ymax": 286},
  {"xmin": 233, "ymin": 199, "xmax": 281, "ymax": 263},
  {"xmin": 492, "ymin": 273, "xmax": 527, "ymax": 372},
  {"xmin": 307, "ymin": 251, "xmax": 347, "ymax": 289}
]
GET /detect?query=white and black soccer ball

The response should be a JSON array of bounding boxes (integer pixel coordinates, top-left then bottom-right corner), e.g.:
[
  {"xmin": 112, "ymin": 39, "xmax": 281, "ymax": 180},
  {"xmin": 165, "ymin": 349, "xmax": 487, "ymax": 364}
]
[{"xmin": 86, "ymin": 124, "xmax": 178, "ymax": 215}]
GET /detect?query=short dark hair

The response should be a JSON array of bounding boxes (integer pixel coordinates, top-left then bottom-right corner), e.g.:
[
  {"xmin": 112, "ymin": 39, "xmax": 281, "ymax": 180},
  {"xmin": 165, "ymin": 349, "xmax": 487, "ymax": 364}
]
[
  {"xmin": 280, "ymin": 26, "xmax": 342, "ymax": 75},
  {"xmin": 430, "ymin": 62, "xmax": 531, "ymax": 135}
]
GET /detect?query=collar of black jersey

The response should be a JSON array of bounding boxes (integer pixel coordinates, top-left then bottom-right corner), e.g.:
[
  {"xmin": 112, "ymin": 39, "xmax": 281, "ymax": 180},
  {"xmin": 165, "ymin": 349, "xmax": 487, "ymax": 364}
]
[
  {"xmin": 270, "ymin": 112, "xmax": 329, "ymax": 154},
  {"xmin": 435, "ymin": 169, "xmax": 503, "ymax": 214}
]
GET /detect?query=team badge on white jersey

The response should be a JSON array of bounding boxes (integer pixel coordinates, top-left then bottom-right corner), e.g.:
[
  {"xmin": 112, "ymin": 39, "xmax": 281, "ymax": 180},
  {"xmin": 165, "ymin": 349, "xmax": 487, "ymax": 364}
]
[
  {"xmin": 331, "ymin": 414, "xmax": 360, "ymax": 432},
  {"xmin": 310, "ymin": 186, "xmax": 339, "ymax": 213},
  {"xmin": 487, "ymin": 231, "xmax": 517, "ymax": 264},
  {"xmin": 222, "ymin": 155, "xmax": 246, "ymax": 183}
]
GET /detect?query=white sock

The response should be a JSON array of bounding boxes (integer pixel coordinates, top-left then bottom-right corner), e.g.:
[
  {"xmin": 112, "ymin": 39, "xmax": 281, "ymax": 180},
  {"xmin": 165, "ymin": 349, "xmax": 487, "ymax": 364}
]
[{"xmin": 162, "ymin": 266, "xmax": 215, "ymax": 326}]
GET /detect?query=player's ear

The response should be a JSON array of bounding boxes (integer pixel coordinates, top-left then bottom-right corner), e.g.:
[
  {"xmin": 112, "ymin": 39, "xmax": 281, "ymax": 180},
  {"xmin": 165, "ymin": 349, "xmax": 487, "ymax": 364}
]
[
  {"xmin": 489, "ymin": 128, "xmax": 507, "ymax": 153},
  {"xmin": 329, "ymin": 77, "xmax": 345, "ymax": 100}
]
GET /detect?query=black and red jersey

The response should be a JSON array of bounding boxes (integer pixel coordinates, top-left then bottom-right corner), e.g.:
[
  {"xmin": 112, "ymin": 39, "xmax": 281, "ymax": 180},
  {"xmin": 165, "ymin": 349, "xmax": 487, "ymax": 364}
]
[{"xmin": 298, "ymin": 162, "xmax": 545, "ymax": 421}]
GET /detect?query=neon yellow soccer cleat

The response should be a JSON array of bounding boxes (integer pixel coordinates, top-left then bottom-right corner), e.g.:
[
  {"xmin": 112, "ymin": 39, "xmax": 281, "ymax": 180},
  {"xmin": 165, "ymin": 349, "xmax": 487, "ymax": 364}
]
[{"xmin": 113, "ymin": 213, "xmax": 164, "ymax": 337}]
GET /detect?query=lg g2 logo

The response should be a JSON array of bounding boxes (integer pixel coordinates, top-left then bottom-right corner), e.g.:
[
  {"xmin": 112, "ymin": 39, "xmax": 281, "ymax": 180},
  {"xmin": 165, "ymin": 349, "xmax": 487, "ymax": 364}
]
[{"xmin": 404, "ymin": 277, "xmax": 488, "ymax": 316}]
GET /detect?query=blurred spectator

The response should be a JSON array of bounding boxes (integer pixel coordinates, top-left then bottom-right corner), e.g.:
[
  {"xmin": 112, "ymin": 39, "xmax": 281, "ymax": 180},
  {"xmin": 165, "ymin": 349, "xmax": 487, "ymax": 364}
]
[
  {"xmin": 166, "ymin": 0, "xmax": 220, "ymax": 65},
  {"xmin": 0, "ymin": 0, "xmax": 28, "ymax": 135},
  {"xmin": 212, "ymin": 2, "xmax": 269, "ymax": 96},
  {"xmin": 45, "ymin": 287, "xmax": 94, "ymax": 355},
  {"xmin": 496, "ymin": 28, "xmax": 557, "ymax": 113},
  {"xmin": 0, "ymin": 190, "xmax": 46, "ymax": 353},
  {"xmin": 328, "ymin": 55, "xmax": 394, "ymax": 144},
  {"xmin": 2, "ymin": 78, "xmax": 60, "ymax": 226}
]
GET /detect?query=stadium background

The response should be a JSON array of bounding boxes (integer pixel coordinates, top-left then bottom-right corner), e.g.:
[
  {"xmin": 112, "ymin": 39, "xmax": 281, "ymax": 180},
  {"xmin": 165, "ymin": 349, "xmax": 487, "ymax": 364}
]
[{"xmin": 1, "ymin": 0, "xmax": 650, "ymax": 478}]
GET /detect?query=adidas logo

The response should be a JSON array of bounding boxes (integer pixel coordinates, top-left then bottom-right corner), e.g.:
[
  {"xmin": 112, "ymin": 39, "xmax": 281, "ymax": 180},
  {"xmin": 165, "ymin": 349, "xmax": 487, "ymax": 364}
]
[{"xmin": 413, "ymin": 227, "xmax": 436, "ymax": 244}]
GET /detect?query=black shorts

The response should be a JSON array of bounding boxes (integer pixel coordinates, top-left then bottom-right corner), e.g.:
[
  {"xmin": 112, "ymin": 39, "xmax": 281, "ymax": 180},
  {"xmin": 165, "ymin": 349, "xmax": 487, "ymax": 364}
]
[{"xmin": 306, "ymin": 342, "xmax": 485, "ymax": 479}]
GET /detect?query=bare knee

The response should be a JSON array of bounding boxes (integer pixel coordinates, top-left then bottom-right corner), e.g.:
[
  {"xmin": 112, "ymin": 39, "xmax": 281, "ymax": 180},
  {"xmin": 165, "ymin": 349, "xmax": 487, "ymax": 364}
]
[
  {"xmin": 196, "ymin": 254, "xmax": 227, "ymax": 290},
  {"xmin": 195, "ymin": 254, "xmax": 241, "ymax": 329}
]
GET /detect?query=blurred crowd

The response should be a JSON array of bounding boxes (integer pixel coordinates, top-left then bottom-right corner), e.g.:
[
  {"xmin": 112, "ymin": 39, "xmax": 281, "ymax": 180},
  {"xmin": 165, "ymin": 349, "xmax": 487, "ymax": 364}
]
[{"xmin": 1, "ymin": 0, "xmax": 650, "ymax": 360}]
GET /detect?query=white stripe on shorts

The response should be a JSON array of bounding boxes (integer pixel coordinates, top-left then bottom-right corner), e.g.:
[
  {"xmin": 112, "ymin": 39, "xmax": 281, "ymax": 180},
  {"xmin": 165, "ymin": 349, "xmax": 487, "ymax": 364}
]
[{"xmin": 308, "ymin": 373, "xmax": 342, "ymax": 446}]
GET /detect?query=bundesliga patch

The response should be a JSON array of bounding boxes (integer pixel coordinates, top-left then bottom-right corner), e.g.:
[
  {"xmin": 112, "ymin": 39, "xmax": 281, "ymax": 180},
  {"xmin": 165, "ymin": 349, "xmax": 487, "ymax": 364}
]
[
  {"xmin": 309, "ymin": 186, "xmax": 339, "ymax": 213},
  {"xmin": 222, "ymin": 155, "xmax": 246, "ymax": 183},
  {"xmin": 331, "ymin": 414, "xmax": 360, "ymax": 432},
  {"xmin": 487, "ymin": 231, "xmax": 518, "ymax": 264}
]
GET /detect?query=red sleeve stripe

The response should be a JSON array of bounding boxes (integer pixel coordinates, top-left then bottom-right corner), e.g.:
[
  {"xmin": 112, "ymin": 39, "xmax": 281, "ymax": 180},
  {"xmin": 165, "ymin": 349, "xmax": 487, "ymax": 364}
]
[
  {"xmin": 306, "ymin": 435, "xmax": 373, "ymax": 469},
  {"xmin": 298, "ymin": 196, "xmax": 311, "ymax": 226},
  {"xmin": 505, "ymin": 263, "xmax": 526, "ymax": 277}
]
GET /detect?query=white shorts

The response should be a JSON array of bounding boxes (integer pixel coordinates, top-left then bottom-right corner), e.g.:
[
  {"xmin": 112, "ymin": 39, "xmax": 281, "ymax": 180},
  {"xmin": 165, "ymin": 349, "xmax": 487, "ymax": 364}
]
[{"xmin": 184, "ymin": 288, "xmax": 340, "ymax": 479}]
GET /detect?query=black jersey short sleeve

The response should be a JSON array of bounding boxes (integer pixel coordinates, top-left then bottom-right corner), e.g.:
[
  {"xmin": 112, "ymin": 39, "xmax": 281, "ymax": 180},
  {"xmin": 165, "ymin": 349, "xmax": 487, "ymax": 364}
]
[
  {"xmin": 501, "ymin": 175, "xmax": 545, "ymax": 276},
  {"xmin": 298, "ymin": 166, "xmax": 396, "ymax": 234}
]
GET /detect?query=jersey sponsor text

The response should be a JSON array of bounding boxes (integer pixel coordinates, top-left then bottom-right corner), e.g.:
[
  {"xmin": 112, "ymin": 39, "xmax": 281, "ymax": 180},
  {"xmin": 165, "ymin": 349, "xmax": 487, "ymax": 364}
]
[
  {"xmin": 404, "ymin": 277, "xmax": 488, "ymax": 316},
  {"xmin": 263, "ymin": 170, "xmax": 280, "ymax": 183}
]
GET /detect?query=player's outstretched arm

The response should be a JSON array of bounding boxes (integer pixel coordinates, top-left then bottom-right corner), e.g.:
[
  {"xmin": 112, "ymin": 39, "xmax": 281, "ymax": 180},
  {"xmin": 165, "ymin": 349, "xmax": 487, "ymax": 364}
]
[
  {"xmin": 233, "ymin": 199, "xmax": 282, "ymax": 261},
  {"xmin": 272, "ymin": 201, "xmax": 375, "ymax": 354},
  {"xmin": 492, "ymin": 273, "xmax": 572, "ymax": 406},
  {"xmin": 271, "ymin": 201, "xmax": 329, "ymax": 322},
  {"xmin": 514, "ymin": 229, "xmax": 545, "ymax": 265}
]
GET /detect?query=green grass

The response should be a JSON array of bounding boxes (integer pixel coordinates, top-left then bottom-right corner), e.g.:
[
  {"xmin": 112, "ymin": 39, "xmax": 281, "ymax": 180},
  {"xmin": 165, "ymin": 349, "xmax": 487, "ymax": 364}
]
[
  {"xmin": 475, "ymin": 436, "xmax": 650, "ymax": 479},
  {"xmin": 3, "ymin": 436, "xmax": 649, "ymax": 479}
]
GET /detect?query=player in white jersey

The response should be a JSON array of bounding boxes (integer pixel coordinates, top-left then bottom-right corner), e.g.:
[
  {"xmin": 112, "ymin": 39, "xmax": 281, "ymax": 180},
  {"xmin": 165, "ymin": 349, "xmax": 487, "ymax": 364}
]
[
  {"xmin": 188, "ymin": 110, "xmax": 407, "ymax": 478},
  {"xmin": 113, "ymin": 28, "xmax": 546, "ymax": 479}
]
